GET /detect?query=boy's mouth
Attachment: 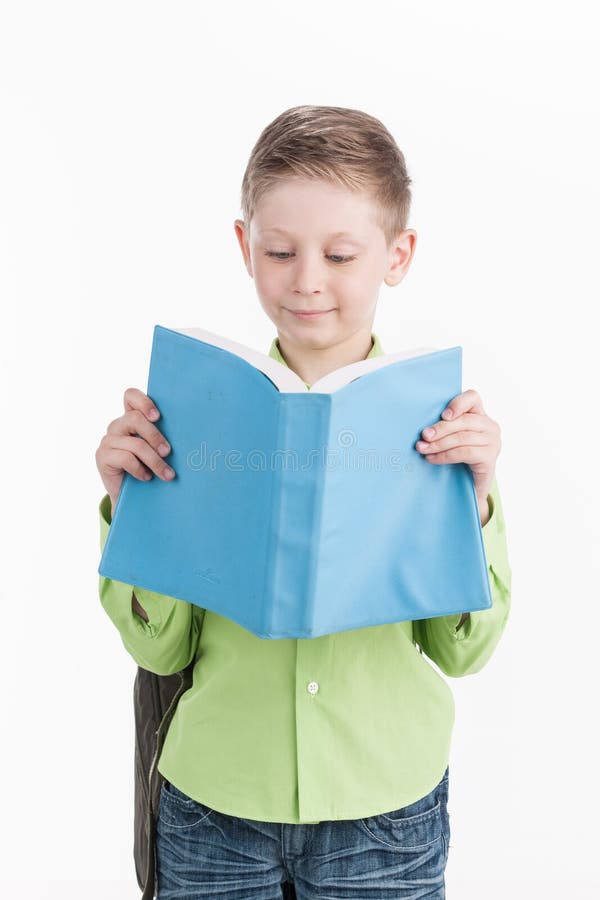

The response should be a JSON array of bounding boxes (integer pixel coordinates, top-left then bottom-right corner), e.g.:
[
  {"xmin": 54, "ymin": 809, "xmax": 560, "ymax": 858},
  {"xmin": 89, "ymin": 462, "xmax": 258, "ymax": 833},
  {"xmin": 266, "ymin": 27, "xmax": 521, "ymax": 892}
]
[{"xmin": 287, "ymin": 308, "xmax": 335, "ymax": 319}]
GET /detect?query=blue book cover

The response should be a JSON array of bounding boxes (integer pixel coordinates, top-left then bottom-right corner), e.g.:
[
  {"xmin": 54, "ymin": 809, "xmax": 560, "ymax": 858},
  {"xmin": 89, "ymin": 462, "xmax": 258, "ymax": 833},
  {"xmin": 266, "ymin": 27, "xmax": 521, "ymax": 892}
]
[{"xmin": 98, "ymin": 324, "xmax": 492, "ymax": 639}]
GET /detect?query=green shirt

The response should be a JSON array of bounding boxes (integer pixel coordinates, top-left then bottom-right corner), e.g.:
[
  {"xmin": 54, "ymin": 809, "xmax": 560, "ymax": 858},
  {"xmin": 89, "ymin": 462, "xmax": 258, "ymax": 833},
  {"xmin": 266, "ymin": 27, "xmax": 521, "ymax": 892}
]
[{"xmin": 98, "ymin": 332, "xmax": 512, "ymax": 824}]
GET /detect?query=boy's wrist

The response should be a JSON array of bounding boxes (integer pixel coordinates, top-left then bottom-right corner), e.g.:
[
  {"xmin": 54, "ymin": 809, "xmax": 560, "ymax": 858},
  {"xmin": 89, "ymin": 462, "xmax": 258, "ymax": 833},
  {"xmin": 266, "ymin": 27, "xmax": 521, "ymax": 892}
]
[{"xmin": 477, "ymin": 494, "xmax": 491, "ymax": 527}]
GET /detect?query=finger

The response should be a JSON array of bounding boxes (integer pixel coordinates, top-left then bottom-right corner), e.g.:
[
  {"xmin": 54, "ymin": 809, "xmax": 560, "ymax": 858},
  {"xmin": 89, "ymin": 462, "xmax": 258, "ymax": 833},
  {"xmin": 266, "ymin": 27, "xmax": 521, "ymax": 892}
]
[
  {"xmin": 123, "ymin": 386, "xmax": 161, "ymax": 422},
  {"xmin": 419, "ymin": 413, "xmax": 491, "ymax": 444},
  {"xmin": 416, "ymin": 431, "xmax": 490, "ymax": 454},
  {"xmin": 420, "ymin": 412, "xmax": 490, "ymax": 443},
  {"xmin": 423, "ymin": 445, "xmax": 491, "ymax": 465},
  {"xmin": 101, "ymin": 447, "xmax": 154, "ymax": 482},
  {"xmin": 107, "ymin": 408, "xmax": 172, "ymax": 458},
  {"xmin": 104, "ymin": 434, "xmax": 176, "ymax": 481},
  {"xmin": 441, "ymin": 389, "xmax": 484, "ymax": 422}
]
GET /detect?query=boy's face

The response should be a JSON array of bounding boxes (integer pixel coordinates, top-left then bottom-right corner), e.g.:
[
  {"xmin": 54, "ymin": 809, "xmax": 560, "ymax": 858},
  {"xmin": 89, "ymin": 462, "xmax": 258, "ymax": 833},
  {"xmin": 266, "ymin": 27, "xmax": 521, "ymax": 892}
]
[{"xmin": 234, "ymin": 176, "xmax": 415, "ymax": 351}]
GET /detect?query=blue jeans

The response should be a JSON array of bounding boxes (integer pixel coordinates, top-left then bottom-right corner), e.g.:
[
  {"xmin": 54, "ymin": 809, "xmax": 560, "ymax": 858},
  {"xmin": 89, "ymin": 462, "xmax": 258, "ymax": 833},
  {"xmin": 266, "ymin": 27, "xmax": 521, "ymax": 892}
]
[{"xmin": 156, "ymin": 765, "xmax": 450, "ymax": 899}]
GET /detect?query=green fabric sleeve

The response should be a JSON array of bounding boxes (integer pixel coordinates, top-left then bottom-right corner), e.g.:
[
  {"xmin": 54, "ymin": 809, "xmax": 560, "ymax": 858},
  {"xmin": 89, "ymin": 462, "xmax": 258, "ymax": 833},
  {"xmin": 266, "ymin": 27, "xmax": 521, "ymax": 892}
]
[
  {"xmin": 98, "ymin": 493, "xmax": 205, "ymax": 675},
  {"xmin": 412, "ymin": 475, "xmax": 512, "ymax": 677}
]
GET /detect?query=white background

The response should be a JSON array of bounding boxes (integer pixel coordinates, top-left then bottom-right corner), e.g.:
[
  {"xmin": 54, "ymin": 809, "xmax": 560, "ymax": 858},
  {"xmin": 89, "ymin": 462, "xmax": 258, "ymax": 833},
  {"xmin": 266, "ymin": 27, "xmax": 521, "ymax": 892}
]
[{"xmin": 1, "ymin": 1, "xmax": 598, "ymax": 897}]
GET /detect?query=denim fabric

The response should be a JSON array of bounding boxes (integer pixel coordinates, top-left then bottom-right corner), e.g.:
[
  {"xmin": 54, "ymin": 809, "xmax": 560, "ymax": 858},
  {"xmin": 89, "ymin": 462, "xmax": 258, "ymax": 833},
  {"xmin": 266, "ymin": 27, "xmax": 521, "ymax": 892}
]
[{"xmin": 156, "ymin": 765, "xmax": 450, "ymax": 899}]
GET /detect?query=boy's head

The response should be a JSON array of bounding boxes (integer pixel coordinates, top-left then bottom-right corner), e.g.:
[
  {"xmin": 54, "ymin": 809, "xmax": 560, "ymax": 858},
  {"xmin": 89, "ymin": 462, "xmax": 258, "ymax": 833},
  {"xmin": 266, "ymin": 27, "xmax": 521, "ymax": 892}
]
[{"xmin": 234, "ymin": 105, "xmax": 416, "ymax": 360}]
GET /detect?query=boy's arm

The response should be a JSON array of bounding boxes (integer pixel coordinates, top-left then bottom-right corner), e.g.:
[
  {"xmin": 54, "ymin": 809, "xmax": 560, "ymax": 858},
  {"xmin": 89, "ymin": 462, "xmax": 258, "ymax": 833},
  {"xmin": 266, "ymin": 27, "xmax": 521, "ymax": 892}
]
[
  {"xmin": 98, "ymin": 493, "xmax": 205, "ymax": 675},
  {"xmin": 412, "ymin": 475, "xmax": 512, "ymax": 677}
]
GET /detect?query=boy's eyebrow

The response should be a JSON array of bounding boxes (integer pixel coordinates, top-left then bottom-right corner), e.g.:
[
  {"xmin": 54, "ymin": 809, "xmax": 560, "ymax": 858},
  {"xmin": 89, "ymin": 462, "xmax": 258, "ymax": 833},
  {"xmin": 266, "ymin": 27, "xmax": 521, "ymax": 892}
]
[{"xmin": 258, "ymin": 227, "xmax": 366, "ymax": 244}]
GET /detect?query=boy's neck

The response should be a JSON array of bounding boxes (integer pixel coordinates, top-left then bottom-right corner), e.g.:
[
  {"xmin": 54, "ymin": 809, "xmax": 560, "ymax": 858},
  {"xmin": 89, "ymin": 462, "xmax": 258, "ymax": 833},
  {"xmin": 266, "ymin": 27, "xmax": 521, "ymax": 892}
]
[{"xmin": 275, "ymin": 327, "xmax": 375, "ymax": 387}]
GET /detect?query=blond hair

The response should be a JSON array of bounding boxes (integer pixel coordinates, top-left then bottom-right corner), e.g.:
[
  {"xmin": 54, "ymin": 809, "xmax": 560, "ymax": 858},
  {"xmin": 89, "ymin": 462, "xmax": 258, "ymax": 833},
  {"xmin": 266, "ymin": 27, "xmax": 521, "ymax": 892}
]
[{"xmin": 240, "ymin": 105, "xmax": 412, "ymax": 248}]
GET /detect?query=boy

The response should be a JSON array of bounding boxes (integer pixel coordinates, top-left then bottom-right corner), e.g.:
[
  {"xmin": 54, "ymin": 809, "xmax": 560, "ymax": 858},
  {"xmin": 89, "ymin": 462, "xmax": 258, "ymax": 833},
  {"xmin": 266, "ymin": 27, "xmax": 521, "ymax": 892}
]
[{"xmin": 96, "ymin": 105, "xmax": 511, "ymax": 898}]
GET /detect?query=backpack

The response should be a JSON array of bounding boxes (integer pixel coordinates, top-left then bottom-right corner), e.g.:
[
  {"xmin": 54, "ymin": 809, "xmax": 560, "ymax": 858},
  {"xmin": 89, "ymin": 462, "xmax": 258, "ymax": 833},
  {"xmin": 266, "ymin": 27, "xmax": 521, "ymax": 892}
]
[{"xmin": 132, "ymin": 663, "xmax": 298, "ymax": 900}]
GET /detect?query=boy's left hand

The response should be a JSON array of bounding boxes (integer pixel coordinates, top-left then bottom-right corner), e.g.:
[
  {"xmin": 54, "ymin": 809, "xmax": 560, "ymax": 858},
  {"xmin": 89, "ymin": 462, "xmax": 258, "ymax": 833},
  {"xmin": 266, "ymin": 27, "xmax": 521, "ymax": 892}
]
[{"xmin": 415, "ymin": 389, "xmax": 501, "ymax": 525}]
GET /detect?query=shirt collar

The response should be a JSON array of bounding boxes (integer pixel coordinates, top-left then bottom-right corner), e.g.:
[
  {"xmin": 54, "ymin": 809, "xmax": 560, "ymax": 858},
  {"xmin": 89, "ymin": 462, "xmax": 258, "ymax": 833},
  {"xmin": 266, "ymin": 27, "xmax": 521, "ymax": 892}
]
[{"xmin": 267, "ymin": 332, "xmax": 384, "ymax": 390}]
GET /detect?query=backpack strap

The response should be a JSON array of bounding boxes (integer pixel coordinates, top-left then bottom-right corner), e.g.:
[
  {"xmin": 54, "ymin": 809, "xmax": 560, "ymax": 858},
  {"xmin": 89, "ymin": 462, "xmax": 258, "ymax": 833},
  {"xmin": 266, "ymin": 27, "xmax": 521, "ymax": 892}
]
[{"xmin": 140, "ymin": 662, "xmax": 194, "ymax": 900}]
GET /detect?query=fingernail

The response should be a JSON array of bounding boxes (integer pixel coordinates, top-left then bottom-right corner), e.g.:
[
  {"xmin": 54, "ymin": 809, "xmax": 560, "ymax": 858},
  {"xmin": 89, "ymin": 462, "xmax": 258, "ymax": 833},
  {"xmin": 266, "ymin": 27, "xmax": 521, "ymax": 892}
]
[
  {"xmin": 164, "ymin": 466, "xmax": 175, "ymax": 478},
  {"xmin": 423, "ymin": 427, "xmax": 435, "ymax": 438},
  {"xmin": 158, "ymin": 442, "xmax": 170, "ymax": 456},
  {"xmin": 442, "ymin": 409, "xmax": 453, "ymax": 419},
  {"xmin": 149, "ymin": 407, "xmax": 159, "ymax": 420}
]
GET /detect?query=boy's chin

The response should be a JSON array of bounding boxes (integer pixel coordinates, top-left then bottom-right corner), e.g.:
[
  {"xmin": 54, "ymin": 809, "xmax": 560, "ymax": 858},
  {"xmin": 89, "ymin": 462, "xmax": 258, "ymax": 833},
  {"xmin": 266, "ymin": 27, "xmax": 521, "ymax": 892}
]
[{"xmin": 280, "ymin": 328, "xmax": 345, "ymax": 353}]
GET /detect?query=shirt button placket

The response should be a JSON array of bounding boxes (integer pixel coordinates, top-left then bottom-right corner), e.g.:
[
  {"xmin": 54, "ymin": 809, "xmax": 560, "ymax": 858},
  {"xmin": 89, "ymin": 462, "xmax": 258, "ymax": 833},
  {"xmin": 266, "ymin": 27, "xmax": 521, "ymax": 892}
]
[{"xmin": 297, "ymin": 639, "xmax": 328, "ymax": 822}]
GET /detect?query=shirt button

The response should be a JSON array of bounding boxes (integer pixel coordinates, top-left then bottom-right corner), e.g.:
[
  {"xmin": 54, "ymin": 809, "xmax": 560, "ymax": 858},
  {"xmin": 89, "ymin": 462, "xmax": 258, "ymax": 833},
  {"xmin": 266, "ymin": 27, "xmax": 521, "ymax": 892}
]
[{"xmin": 307, "ymin": 681, "xmax": 319, "ymax": 695}]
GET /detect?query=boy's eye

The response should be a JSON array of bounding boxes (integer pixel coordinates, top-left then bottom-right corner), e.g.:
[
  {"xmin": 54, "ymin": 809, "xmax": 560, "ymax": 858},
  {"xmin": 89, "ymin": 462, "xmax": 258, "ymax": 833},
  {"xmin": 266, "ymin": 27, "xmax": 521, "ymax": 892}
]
[{"xmin": 264, "ymin": 251, "xmax": 356, "ymax": 264}]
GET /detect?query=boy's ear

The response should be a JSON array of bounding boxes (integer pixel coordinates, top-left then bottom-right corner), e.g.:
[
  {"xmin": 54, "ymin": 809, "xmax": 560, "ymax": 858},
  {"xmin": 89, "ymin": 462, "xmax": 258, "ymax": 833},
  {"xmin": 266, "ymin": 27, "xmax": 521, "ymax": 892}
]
[
  {"xmin": 233, "ymin": 219, "xmax": 253, "ymax": 276},
  {"xmin": 384, "ymin": 228, "xmax": 417, "ymax": 288}
]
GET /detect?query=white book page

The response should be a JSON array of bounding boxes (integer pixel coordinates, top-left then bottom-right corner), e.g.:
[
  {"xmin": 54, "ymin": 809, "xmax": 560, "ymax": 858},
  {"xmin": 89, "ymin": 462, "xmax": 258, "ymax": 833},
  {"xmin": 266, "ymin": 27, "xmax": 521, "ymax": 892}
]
[
  {"xmin": 310, "ymin": 346, "xmax": 438, "ymax": 392},
  {"xmin": 174, "ymin": 325, "xmax": 306, "ymax": 391},
  {"xmin": 173, "ymin": 325, "xmax": 439, "ymax": 394}
]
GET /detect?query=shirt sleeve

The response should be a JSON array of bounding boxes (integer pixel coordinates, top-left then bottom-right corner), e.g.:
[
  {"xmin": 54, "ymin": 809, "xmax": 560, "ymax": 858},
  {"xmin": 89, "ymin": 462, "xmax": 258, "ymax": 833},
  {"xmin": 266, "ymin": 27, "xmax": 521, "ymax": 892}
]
[
  {"xmin": 98, "ymin": 493, "xmax": 205, "ymax": 675},
  {"xmin": 412, "ymin": 475, "xmax": 512, "ymax": 678}
]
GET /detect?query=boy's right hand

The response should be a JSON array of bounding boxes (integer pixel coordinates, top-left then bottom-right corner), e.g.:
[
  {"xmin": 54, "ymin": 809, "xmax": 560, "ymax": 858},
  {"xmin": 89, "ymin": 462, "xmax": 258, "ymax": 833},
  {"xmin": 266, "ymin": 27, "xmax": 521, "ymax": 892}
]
[{"xmin": 95, "ymin": 388, "xmax": 176, "ymax": 516}]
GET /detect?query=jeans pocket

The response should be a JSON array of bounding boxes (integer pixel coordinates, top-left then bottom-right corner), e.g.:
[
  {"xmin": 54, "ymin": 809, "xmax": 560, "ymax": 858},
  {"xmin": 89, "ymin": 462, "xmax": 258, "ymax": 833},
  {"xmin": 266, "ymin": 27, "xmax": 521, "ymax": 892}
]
[
  {"xmin": 158, "ymin": 780, "xmax": 215, "ymax": 830},
  {"xmin": 358, "ymin": 778, "xmax": 444, "ymax": 850}
]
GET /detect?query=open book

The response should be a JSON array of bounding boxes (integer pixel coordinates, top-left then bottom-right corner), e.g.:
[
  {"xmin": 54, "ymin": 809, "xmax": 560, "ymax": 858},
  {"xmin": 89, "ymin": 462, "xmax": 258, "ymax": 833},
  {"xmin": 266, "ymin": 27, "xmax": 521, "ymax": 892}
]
[{"xmin": 98, "ymin": 324, "xmax": 492, "ymax": 639}]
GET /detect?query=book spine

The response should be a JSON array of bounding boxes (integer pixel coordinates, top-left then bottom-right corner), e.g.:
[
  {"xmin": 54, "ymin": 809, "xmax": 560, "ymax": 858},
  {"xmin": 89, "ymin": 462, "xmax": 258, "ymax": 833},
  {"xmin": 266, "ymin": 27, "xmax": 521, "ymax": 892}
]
[{"xmin": 265, "ymin": 396, "xmax": 331, "ymax": 637}]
